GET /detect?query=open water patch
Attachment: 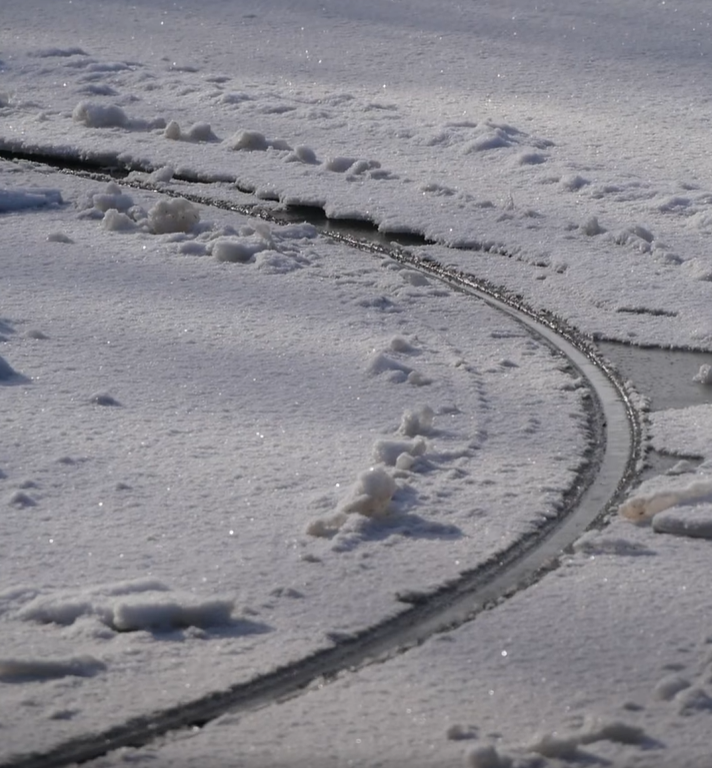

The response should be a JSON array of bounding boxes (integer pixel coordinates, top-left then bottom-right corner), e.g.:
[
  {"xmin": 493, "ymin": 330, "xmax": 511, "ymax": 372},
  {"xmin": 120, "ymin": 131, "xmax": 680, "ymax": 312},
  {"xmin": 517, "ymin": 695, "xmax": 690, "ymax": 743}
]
[{"xmin": 597, "ymin": 342, "xmax": 712, "ymax": 412}]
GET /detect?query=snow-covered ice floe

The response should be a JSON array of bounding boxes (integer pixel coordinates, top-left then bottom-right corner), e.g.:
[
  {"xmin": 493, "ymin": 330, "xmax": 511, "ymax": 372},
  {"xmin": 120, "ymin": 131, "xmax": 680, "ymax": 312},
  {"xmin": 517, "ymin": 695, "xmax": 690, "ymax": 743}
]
[
  {"xmin": 0, "ymin": 160, "xmax": 591, "ymax": 760},
  {"xmin": 2, "ymin": 0, "xmax": 712, "ymax": 764}
]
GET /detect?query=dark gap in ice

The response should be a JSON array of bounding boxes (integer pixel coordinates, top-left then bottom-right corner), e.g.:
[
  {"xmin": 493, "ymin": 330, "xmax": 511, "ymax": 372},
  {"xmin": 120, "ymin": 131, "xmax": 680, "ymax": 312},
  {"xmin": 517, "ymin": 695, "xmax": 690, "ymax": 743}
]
[
  {"xmin": 640, "ymin": 451, "xmax": 703, "ymax": 483},
  {"xmin": 616, "ymin": 306, "xmax": 678, "ymax": 318},
  {"xmin": 597, "ymin": 341, "xmax": 712, "ymax": 411},
  {"xmin": 274, "ymin": 203, "xmax": 433, "ymax": 248}
]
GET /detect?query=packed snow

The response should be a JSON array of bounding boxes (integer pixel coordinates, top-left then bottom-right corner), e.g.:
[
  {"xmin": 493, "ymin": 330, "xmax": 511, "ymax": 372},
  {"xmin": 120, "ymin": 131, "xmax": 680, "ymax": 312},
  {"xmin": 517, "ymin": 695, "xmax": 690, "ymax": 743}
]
[{"xmin": 1, "ymin": 0, "xmax": 712, "ymax": 765}]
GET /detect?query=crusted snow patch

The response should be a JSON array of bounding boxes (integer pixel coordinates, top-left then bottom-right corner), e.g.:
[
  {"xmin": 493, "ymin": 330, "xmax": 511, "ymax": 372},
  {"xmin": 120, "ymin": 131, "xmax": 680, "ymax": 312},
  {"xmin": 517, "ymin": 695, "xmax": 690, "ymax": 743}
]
[
  {"xmin": 254, "ymin": 251, "xmax": 300, "ymax": 273},
  {"xmin": 15, "ymin": 578, "xmax": 235, "ymax": 632},
  {"xmin": 652, "ymin": 504, "xmax": 712, "ymax": 539},
  {"xmin": 650, "ymin": 406, "xmax": 712, "ymax": 459},
  {"xmin": 619, "ymin": 477, "xmax": 712, "ymax": 522},
  {"xmin": 581, "ymin": 216, "xmax": 606, "ymax": 236},
  {"xmin": 572, "ymin": 530, "xmax": 654, "ymax": 557},
  {"xmin": 528, "ymin": 716, "xmax": 646, "ymax": 760},
  {"xmin": 111, "ymin": 595, "xmax": 234, "ymax": 632},
  {"xmin": 148, "ymin": 198, "xmax": 200, "ymax": 234},
  {"xmin": 0, "ymin": 655, "xmax": 105, "ymax": 681}
]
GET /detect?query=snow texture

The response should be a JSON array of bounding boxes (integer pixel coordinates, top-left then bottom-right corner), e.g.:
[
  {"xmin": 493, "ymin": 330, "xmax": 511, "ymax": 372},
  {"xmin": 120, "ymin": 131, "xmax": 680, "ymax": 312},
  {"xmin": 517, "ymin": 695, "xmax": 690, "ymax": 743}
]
[{"xmin": 1, "ymin": 0, "xmax": 712, "ymax": 764}]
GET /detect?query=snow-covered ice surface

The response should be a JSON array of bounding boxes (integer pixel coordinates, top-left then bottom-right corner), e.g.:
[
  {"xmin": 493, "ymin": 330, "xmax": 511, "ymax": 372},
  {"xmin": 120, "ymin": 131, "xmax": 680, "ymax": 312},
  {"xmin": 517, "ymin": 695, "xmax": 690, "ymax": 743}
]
[
  {"xmin": 2, "ymin": 0, "xmax": 712, "ymax": 764},
  {"xmin": 0, "ymin": 164, "xmax": 588, "ymax": 757},
  {"xmin": 2, "ymin": 0, "xmax": 712, "ymax": 348}
]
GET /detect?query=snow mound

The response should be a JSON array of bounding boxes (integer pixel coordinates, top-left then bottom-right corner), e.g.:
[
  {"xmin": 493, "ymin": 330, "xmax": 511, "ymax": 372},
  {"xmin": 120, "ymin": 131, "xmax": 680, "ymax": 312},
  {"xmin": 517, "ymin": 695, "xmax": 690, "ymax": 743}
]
[
  {"xmin": 325, "ymin": 156, "xmax": 356, "ymax": 173},
  {"xmin": 254, "ymin": 251, "xmax": 300, "ymax": 273},
  {"xmin": 0, "ymin": 187, "xmax": 63, "ymax": 212},
  {"xmin": 72, "ymin": 101, "xmax": 129, "ymax": 128},
  {"xmin": 560, "ymin": 174, "xmax": 590, "ymax": 191},
  {"xmin": 148, "ymin": 198, "xmax": 200, "ymax": 234},
  {"xmin": 72, "ymin": 101, "xmax": 165, "ymax": 131},
  {"xmin": 654, "ymin": 674, "xmax": 691, "ymax": 701},
  {"xmin": 147, "ymin": 165, "xmax": 175, "ymax": 184},
  {"xmin": 0, "ymin": 654, "xmax": 105, "ymax": 681},
  {"xmin": 164, "ymin": 120, "xmax": 217, "ymax": 142},
  {"xmin": 464, "ymin": 744, "xmax": 510, "ymax": 768},
  {"xmin": 367, "ymin": 352, "xmax": 412, "ymax": 380},
  {"xmin": 272, "ymin": 222, "xmax": 317, "ymax": 241},
  {"xmin": 286, "ymin": 145, "xmax": 318, "ymax": 164},
  {"xmin": 399, "ymin": 405, "xmax": 434, "ymax": 437},
  {"xmin": 372, "ymin": 436, "xmax": 426, "ymax": 467},
  {"xmin": 340, "ymin": 466, "xmax": 397, "ymax": 519},
  {"xmin": 389, "ymin": 336, "xmax": 418, "ymax": 353},
  {"xmin": 228, "ymin": 130, "xmax": 269, "ymax": 151},
  {"xmin": 400, "ymin": 270, "xmax": 430, "ymax": 288},
  {"xmin": 652, "ymin": 504, "xmax": 712, "ymax": 539},
  {"xmin": 102, "ymin": 209, "xmax": 136, "ymax": 232},
  {"xmin": 306, "ymin": 467, "xmax": 398, "ymax": 537},
  {"xmin": 674, "ymin": 686, "xmax": 712, "ymax": 716},
  {"xmin": 111, "ymin": 595, "xmax": 234, "ymax": 632},
  {"xmin": 16, "ymin": 578, "xmax": 235, "ymax": 632},
  {"xmin": 92, "ymin": 181, "xmax": 133, "ymax": 212},
  {"xmin": 619, "ymin": 477, "xmax": 712, "ymax": 522},
  {"xmin": 212, "ymin": 235, "xmax": 271, "ymax": 263},
  {"xmin": 528, "ymin": 716, "xmax": 646, "ymax": 760},
  {"xmin": 693, "ymin": 364, "xmax": 712, "ymax": 384},
  {"xmin": 47, "ymin": 232, "xmax": 74, "ymax": 243},
  {"xmin": 650, "ymin": 407, "xmax": 712, "ymax": 459},
  {"xmin": 572, "ymin": 530, "xmax": 654, "ymax": 557}
]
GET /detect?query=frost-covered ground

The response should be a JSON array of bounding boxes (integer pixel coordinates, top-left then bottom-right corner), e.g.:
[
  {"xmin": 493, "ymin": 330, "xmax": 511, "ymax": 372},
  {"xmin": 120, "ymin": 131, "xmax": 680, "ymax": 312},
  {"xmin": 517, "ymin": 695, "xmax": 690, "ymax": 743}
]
[{"xmin": 1, "ymin": 0, "xmax": 712, "ymax": 765}]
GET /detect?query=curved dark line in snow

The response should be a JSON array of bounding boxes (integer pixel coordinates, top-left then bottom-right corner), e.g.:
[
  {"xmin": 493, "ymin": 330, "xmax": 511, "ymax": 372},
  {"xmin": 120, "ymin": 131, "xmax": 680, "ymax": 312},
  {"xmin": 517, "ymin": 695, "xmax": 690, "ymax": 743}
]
[{"xmin": 0, "ymin": 150, "xmax": 643, "ymax": 768}]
